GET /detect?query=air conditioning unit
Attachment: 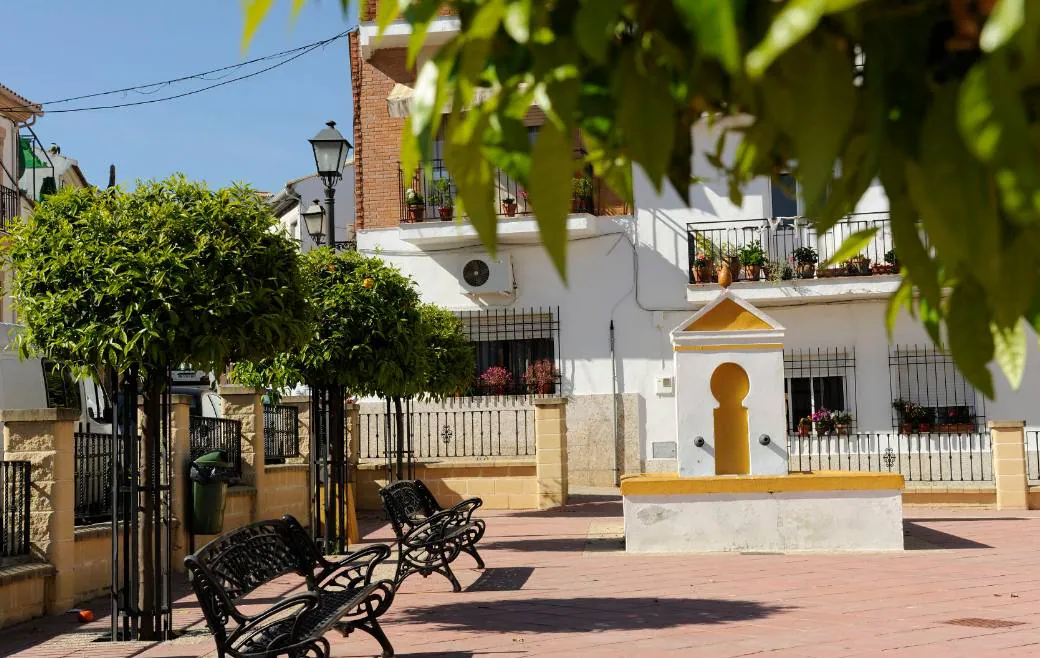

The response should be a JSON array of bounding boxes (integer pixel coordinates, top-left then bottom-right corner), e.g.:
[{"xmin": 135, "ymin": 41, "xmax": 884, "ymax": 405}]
[{"xmin": 458, "ymin": 254, "xmax": 514, "ymax": 295}]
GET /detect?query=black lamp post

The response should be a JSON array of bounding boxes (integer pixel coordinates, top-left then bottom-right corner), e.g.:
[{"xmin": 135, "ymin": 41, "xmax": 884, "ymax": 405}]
[
  {"xmin": 301, "ymin": 199, "xmax": 326, "ymax": 248},
  {"xmin": 308, "ymin": 120, "xmax": 352, "ymax": 246}
]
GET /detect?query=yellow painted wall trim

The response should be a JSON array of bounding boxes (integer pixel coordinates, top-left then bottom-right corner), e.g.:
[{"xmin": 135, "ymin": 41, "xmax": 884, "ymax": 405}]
[
  {"xmin": 683, "ymin": 298, "xmax": 773, "ymax": 332},
  {"xmin": 674, "ymin": 343, "xmax": 784, "ymax": 352},
  {"xmin": 620, "ymin": 471, "xmax": 905, "ymax": 496}
]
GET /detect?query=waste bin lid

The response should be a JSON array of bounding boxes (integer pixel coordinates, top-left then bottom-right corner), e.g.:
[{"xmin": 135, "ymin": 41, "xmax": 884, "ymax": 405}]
[{"xmin": 193, "ymin": 450, "xmax": 232, "ymax": 469}]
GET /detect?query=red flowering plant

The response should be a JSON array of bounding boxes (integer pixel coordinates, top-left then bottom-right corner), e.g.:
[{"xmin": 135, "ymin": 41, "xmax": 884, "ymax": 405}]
[
  {"xmin": 479, "ymin": 366, "xmax": 512, "ymax": 395},
  {"xmin": 522, "ymin": 359, "xmax": 559, "ymax": 395},
  {"xmin": 810, "ymin": 408, "xmax": 835, "ymax": 434}
]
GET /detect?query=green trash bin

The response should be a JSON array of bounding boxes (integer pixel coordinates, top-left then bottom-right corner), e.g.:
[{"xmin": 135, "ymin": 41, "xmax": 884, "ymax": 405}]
[{"xmin": 189, "ymin": 450, "xmax": 233, "ymax": 535}]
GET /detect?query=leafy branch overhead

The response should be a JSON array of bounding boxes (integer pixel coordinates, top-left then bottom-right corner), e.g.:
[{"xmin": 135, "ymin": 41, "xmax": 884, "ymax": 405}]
[{"xmin": 247, "ymin": 0, "xmax": 1040, "ymax": 397}]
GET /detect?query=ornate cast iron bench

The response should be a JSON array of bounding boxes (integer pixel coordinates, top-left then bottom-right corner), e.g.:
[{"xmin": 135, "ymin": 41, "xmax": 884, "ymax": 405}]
[
  {"xmin": 184, "ymin": 515, "xmax": 396, "ymax": 657},
  {"xmin": 379, "ymin": 480, "xmax": 486, "ymax": 592}
]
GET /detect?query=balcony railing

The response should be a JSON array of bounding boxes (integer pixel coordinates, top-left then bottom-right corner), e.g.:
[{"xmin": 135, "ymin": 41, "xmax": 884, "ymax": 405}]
[
  {"xmin": 399, "ymin": 150, "xmax": 599, "ymax": 223},
  {"xmin": 686, "ymin": 212, "xmax": 896, "ymax": 284},
  {"xmin": 0, "ymin": 185, "xmax": 19, "ymax": 234}
]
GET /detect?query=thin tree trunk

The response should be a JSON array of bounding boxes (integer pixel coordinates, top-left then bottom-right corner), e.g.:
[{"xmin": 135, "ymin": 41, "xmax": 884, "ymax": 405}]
[
  {"xmin": 394, "ymin": 396, "xmax": 404, "ymax": 481},
  {"xmin": 138, "ymin": 372, "xmax": 163, "ymax": 640}
]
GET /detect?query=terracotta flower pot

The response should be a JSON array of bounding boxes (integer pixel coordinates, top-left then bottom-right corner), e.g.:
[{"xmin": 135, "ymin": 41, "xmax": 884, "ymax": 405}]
[
  {"xmin": 406, "ymin": 205, "xmax": 424, "ymax": 222},
  {"xmin": 743, "ymin": 264, "xmax": 762, "ymax": 281},
  {"xmin": 502, "ymin": 201, "xmax": 518, "ymax": 217},
  {"xmin": 438, "ymin": 206, "xmax": 452, "ymax": 220},
  {"xmin": 796, "ymin": 262, "xmax": 816, "ymax": 279},
  {"xmin": 798, "ymin": 426, "xmax": 810, "ymax": 437},
  {"xmin": 692, "ymin": 264, "xmax": 713, "ymax": 284}
]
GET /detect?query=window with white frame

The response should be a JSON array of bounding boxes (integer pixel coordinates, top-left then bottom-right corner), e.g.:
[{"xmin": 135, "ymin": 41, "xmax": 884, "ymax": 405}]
[{"xmin": 784, "ymin": 347, "xmax": 858, "ymax": 431}]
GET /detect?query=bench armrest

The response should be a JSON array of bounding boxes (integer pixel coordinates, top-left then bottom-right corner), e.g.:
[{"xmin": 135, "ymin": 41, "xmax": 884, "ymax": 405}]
[
  {"xmin": 317, "ymin": 544, "xmax": 391, "ymax": 591},
  {"xmin": 228, "ymin": 591, "xmax": 320, "ymax": 651},
  {"xmin": 446, "ymin": 497, "xmax": 483, "ymax": 522},
  {"xmin": 402, "ymin": 508, "xmax": 467, "ymax": 547}
]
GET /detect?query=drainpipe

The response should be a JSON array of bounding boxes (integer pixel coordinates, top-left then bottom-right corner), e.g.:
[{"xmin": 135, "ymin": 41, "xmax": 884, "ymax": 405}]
[{"xmin": 610, "ymin": 320, "xmax": 620, "ymax": 486}]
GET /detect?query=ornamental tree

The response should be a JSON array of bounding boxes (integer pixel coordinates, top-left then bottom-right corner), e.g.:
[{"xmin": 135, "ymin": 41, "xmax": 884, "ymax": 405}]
[
  {"xmin": 9, "ymin": 175, "xmax": 311, "ymax": 639},
  {"xmin": 245, "ymin": 0, "xmax": 1040, "ymax": 397}
]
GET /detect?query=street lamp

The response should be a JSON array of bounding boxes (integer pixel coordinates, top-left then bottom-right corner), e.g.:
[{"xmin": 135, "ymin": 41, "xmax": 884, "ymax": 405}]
[
  {"xmin": 308, "ymin": 120, "xmax": 352, "ymax": 246},
  {"xmin": 301, "ymin": 199, "xmax": 325, "ymax": 246}
]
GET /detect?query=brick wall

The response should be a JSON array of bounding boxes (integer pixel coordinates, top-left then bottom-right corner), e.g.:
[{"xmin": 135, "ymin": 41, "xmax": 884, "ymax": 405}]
[{"xmin": 362, "ymin": 1, "xmax": 455, "ymax": 21}]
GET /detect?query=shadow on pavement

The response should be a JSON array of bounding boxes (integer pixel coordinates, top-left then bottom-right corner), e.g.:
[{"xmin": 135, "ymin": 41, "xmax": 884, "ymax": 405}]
[
  {"xmin": 904, "ymin": 522, "xmax": 992, "ymax": 550},
  {"xmin": 465, "ymin": 567, "xmax": 536, "ymax": 592},
  {"xmin": 391, "ymin": 597, "xmax": 790, "ymax": 633},
  {"xmin": 508, "ymin": 494, "xmax": 621, "ymax": 519}
]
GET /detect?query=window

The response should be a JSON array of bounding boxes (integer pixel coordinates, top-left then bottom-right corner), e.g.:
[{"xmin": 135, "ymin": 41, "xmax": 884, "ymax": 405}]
[
  {"xmin": 458, "ymin": 307, "xmax": 561, "ymax": 396},
  {"xmin": 770, "ymin": 173, "xmax": 798, "ymax": 218},
  {"xmin": 889, "ymin": 345, "xmax": 985, "ymax": 432},
  {"xmin": 41, "ymin": 360, "xmax": 80, "ymax": 411},
  {"xmin": 784, "ymin": 348, "xmax": 857, "ymax": 431}
]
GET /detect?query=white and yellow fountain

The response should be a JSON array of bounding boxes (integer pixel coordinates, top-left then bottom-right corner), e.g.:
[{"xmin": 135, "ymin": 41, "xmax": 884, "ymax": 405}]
[{"xmin": 622, "ymin": 282, "xmax": 905, "ymax": 553}]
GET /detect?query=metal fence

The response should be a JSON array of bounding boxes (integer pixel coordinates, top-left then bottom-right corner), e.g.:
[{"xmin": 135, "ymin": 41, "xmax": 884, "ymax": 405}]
[
  {"xmin": 787, "ymin": 431, "xmax": 993, "ymax": 482},
  {"xmin": 359, "ymin": 408, "xmax": 536, "ymax": 460},
  {"xmin": 0, "ymin": 185, "xmax": 19, "ymax": 234},
  {"xmin": 686, "ymin": 212, "xmax": 894, "ymax": 283},
  {"xmin": 1, "ymin": 461, "xmax": 31, "ymax": 560},
  {"xmin": 74, "ymin": 432, "xmax": 115, "ymax": 525},
  {"xmin": 189, "ymin": 416, "xmax": 243, "ymax": 478},
  {"xmin": 264, "ymin": 404, "xmax": 300, "ymax": 463}
]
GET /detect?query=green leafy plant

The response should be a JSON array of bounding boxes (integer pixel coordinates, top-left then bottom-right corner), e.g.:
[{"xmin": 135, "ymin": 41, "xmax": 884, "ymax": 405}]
[
  {"xmin": 765, "ymin": 259, "xmax": 793, "ymax": 283},
  {"xmin": 430, "ymin": 178, "xmax": 453, "ymax": 209},
  {"xmin": 738, "ymin": 241, "xmax": 766, "ymax": 267},
  {"xmin": 793, "ymin": 246, "xmax": 819, "ymax": 265},
  {"xmin": 405, "ymin": 187, "xmax": 424, "ymax": 207},
  {"xmin": 571, "ymin": 176, "xmax": 593, "ymax": 201},
  {"xmin": 885, "ymin": 249, "xmax": 899, "ymax": 266}
]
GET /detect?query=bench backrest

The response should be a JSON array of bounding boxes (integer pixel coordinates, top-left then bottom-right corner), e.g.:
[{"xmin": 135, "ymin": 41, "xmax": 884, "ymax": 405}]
[
  {"xmin": 379, "ymin": 480, "xmax": 441, "ymax": 538},
  {"xmin": 184, "ymin": 516, "xmax": 317, "ymax": 640}
]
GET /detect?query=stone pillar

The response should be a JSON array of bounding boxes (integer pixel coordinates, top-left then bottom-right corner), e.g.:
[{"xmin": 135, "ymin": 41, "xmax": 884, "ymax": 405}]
[
  {"xmin": 534, "ymin": 398, "xmax": 568, "ymax": 509},
  {"xmin": 990, "ymin": 420, "xmax": 1028, "ymax": 510},
  {"xmin": 346, "ymin": 400, "xmax": 360, "ymax": 543},
  {"xmin": 281, "ymin": 395, "xmax": 311, "ymax": 465},
  {"xmin": 220, "ymin": 386, "xmax": 265, "ymax": 521},
  {"xmin": 168, "ymin": 395, "xmax": 192, "ymax": 571},
  {"xmin": 1, "ymin": 408, "xmax": 79, "ymax": 613}
]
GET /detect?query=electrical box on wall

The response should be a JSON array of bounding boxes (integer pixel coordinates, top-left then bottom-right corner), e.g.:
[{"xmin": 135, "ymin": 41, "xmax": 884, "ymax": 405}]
[{"xmin": 656, "ymin": 375, "xmax": 674, "ymax": 396}]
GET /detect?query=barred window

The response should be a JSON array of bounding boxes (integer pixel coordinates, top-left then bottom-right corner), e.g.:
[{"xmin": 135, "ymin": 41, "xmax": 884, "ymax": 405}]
[
  {"xmin": 784, "ymin": 348, "xmax": 857, "ymax": 431},
  {"xmin": 457, "ymin": 307, "xmax": 561, "ymax": 396},
  {"xmin": 888, "ymin": 345, "xmax": 985, "ymax": 432}
]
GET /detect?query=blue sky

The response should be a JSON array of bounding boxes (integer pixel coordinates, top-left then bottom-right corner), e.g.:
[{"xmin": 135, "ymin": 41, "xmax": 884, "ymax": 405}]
[{"xmin": 7, "ymin": 1, "xmax": 357, "ymax": 192}]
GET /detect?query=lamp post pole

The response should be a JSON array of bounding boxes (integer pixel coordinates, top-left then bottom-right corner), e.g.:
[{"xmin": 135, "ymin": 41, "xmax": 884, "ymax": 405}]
[{"xmin": 324, "ymin": 180, "xmax": 336, "ymax": 247}]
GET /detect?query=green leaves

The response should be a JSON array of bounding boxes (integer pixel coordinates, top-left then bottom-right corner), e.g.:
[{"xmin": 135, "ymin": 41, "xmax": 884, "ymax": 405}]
[
  {"xmin": 617, "ymin": 50, "xmax": 674, "ymax": 188},
  {"xmin": 574, "ymin": 0, "xmax": 625, "ymax": 63},
  {"xmin": 823, "ymin": 227, "xmax": 877, "ymax": 267},
  {"xmin": 992, "ymin": 319, "xmax": 1027, "ymax": 391},
  {"xmin": 981, "ymin": 0, "xmax": 1025, "ymax": 52},
  {"xmin": 947, "ymin": 281, "xmax": 995, "ymax": 398},
  {"xmin": 528, "ymin": 121, "xmax": 572, "ymax": 280},
  {"xmin": 676, "ymin": 0, "xmax": 741, "ymax": 73}
]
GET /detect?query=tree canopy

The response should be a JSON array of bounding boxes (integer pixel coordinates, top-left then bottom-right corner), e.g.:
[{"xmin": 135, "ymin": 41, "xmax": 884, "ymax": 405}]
[
  {"xmin": 10, "ymin": 176, "xmax": 312, "ymax": 378},
  {"xmin": 245, "ymin": 0, "xmax": 1040, "ymax": 397},
  {"xmin": 229, "ymin": 248, "xmax": 474, "ymax": 399}
]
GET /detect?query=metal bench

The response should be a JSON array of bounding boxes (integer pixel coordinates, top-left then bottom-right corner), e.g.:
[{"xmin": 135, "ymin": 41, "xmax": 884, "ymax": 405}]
[
  {"xmin": 184, "ymin": 515, "xmax": 396, "ymax": 657},
  {"xmin": 379, "ymin": 480, "xmax": 486, "ymax": 592}
]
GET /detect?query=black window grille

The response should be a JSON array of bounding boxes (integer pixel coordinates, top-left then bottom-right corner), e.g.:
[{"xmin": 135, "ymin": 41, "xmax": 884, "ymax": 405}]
[
  {"xmin": 1, "ymin": 460, "xmax": 31, "ymax": 561},
  {"xmin": 456, "ymin": 307, "xmax": 562, "ymax": 396},
  {"xmin": 888, "ymin": 345, "xmax": 986, "ymax": 433},
  {"xmin": 74, "ymin": 431, "xmax": 115, "ymax": 525},
  {"xmin": 264, "ymin": 404, "xmax": 300, "ymax": 463},
  {"xmin": 784, "ymin": 348, "xmax": 858, "ymax": 431},
  {"xmin": 189, "ymin": 416, "xmax": 243, "ymax": 478}
]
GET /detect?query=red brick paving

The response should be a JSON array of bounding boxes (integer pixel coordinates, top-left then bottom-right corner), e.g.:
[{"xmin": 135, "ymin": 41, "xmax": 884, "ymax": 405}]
[{"xmin": 4, "ymin": 496, "xmax": 1040, "ymax": 657}]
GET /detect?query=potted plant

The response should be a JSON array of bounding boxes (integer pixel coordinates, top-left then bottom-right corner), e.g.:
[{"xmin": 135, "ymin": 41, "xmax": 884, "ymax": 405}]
[
  {"xmin": 691, "ymin": 252, "xmax": 715, "ymax": 284},
  {"xmin": 893, "ymin": 399, "xmax": 931, "ymax": 434},
  {"xmin": 738, "ymin": 241, "xmax": 767, "ymax": 281},
  {"xmin": 479, "ymin": 366, "xmax": 512, "ymax": 396},
  {"xmin": 832, "ymin": 411, "xmax": 853, "ymax": 435},
  {"xmin": 719, "ymin": 244, "xmax": 742, "ymax": 281},
  {"xmin": 501, "ymin": 194, "xmax": 518, "ymax": 217},
  {"xmin": 764, "ymin": 258, "xmax": 794, "ymax": 283},
  {"xmin": 792, "ymin": 246, "xmax": 818, "ymax": 278},
  {"xmin": 844, "ymin": 253, "xmax": 872, "ymax": 276},
  {"xmin": 404, "ymin": 188, "xmax": 425, "ymax": 223},
  {"xmin": 571, "ymin": 176, "xmax": 594, "ymax": 213},
  {"xmin": 811, "ymin": 408, "xmax": 835, "ymax": 435},
  {"xmin": 431, "ymin": 179, "xmax": 453, "ymax": 220},
  {"xmin": 874, "ymin": 249, "xmax": 899, "ymax": 275},
  {"xmin": 522, "ymin": 359, "xmax": 559, "ymax": 395},
  {"xmin": 936, "ymin": 406, "xmax": 974, "ymax": 433},
  {"xmin": 798, "ymin": 416, "xmax": 812, "ymax": 437}
]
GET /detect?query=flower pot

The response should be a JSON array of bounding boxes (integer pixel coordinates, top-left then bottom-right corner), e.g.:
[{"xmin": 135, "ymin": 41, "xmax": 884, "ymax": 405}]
[
  {"xmin": 798, "ymin": 426, "xmax": 810, "ymax": 437},
  {"xmin": 502, "ymin": 201, "xmax": 518, "ymax": 217},
  {"xmin": 438, "ymin": 206, "xmax": 452, "ymax": 220},
  {"xmin": 571, "ymin": 197, "xmax": 593, "ymax": 214},
  {"xmin": 917, "ymin": 423, "xmax": 933, "ymax": 434},
  {"xmin": 847, "ymin": 257, "xmax": 871, "ymax": 276},
  {"xmin": 796, "ymin": 262, "xmax": 816, "ymax": 279},
  {"xmin": 717, "ymin": 262, "xmax": 733, "ymax": 288},
  {"xmin": 936, "ymin": 423, "xmax": 973, "ymax": 433},
  {"xmin": 743, "ymin": 264, "xmax": 762, "ymax": 281},
  {"xmin": 406, "ymin": 205, "xmax": 424, "ymax": 223},
  {"xmin": 835, "ymin": 424, "xmax": 849, "ymax": 435},
  {"xmin": 692, "ymin": 264, "xmax": 713, "ymax": 284}
]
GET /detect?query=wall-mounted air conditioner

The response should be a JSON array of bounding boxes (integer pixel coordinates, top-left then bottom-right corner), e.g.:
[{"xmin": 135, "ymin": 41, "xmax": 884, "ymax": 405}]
[{"xmin": 458, "ymin": 254, "xmax": 514, "ymax": 295}]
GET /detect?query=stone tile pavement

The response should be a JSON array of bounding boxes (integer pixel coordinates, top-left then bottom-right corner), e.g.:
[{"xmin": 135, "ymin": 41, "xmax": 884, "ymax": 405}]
[{"xmin": 4, "ymin": 495, "xmax": 1040, "ymax": 657}]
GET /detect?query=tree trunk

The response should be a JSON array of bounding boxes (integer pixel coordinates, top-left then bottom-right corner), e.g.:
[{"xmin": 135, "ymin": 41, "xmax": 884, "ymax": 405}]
[
  {"xmin": 138, "ymin": 372, "xmax": 163, "ymax": 640},
  {"xmin": 394, "ymin": 396, "xmax": 404, "ymax": 481}
]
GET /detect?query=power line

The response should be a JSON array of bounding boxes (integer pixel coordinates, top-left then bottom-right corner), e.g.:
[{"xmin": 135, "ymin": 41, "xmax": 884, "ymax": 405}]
[{"xmin": 0, "ymin": 29, "xmax": 353, "ymax": 114}]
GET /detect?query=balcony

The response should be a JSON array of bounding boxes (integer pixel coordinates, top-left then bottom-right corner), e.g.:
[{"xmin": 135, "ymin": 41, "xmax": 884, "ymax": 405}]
[
  {"xmin": 0, "ymin": 185, "xmax": 19, "ymax": 234},
  {"xmin": 396, "ymin": 153, "xmax": 606, "ymax": 248},
  {"xmin": 686, "ymin": 213, "xmax": 901, "ymax": 306}
]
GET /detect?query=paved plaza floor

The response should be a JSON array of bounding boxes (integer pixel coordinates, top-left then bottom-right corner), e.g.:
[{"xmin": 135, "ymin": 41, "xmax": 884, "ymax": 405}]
[{"xmin": 4, "ymin": 494, "xmax": 1040, "ymax": 657}]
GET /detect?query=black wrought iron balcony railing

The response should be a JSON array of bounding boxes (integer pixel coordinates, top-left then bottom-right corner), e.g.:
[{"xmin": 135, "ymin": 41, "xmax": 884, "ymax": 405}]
[
  {"xmin": 398, "ymin": 149, "xmax": 599, "ymax": 223},
  {"xmin": 0, "ymin": 185, "xmax": 19, "ymax": 234},
  {"xmin": 686, "ymin": 212, "xmax": 896, "ymax": 284}
]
